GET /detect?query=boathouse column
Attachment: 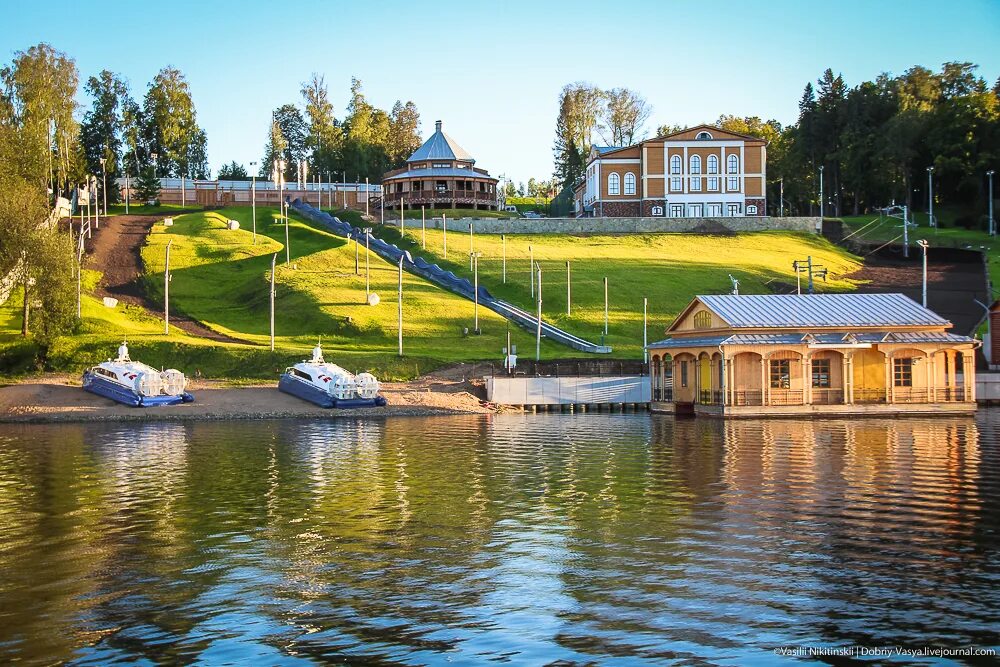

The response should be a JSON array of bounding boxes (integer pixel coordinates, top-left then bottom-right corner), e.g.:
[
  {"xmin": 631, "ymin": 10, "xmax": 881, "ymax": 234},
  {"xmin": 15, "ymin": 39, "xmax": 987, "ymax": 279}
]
[
  {"xmin": 963, "ymin": 352, "xmax": 975, "ymax": 401},
  {"xmin": 842, "ymin": 353, "xmax": 852, "ymax": 404},
  {"xmin": 885, "ymin": 352, "xmax": 893, "ymax": 404},
  {"xmin": 927, "ymin": 353, "xmax": 936, "ymax": 403},
  {"xmin": 726, "ymin": 357, "xmax": 734, "ymax": 406},
  {"xmin": 802, "ymin": 354, "xmax": 812, "ymax": 405},
  {"xmin": 761, "ymin": 358, "xmax": 769, "ymax": 406}
]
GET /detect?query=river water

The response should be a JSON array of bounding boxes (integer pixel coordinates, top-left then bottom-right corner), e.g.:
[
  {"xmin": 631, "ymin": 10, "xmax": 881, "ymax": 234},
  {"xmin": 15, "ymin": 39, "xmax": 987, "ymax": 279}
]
[{"xmin": 0, "ymin": 414, "xmax": 997, "ymax": 665}]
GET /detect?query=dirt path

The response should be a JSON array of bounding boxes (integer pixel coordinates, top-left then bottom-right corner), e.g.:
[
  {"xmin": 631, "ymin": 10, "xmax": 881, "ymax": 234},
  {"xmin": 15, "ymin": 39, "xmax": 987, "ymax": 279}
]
[{"xmin": 77, "ymin": 213, "xmax": 245, "ymax": 343}]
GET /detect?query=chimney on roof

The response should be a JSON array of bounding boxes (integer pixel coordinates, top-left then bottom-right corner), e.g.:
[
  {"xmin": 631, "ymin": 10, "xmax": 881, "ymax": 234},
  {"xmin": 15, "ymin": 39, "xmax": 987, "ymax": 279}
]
[{"xmin": 435, "ymin": 120, "xmax": 442, "ymax": 132}]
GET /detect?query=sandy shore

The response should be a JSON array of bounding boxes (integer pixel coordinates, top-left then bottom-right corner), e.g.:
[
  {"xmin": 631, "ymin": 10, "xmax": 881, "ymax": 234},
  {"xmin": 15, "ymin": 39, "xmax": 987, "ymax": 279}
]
[{"xmin": 0, "ymin": 372, "xmax": 498, "ymax": 423}]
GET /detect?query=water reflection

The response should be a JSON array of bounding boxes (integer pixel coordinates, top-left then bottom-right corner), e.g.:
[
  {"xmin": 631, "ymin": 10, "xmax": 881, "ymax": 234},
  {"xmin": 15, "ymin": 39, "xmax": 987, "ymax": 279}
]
[{"xmin": 0, "ymin": 414, "xmax": 996, "ymax": 664}]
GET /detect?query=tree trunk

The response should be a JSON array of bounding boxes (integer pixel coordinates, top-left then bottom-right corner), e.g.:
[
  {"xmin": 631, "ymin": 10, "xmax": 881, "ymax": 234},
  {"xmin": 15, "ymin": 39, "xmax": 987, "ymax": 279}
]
[{"xmin": 21, "ymin": 273, "xmax": 29, "ymax": 337}]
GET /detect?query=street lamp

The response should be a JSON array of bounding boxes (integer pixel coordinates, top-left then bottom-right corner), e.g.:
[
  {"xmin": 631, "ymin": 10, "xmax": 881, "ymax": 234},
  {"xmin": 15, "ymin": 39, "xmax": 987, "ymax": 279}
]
[
  {"xmin": 916, "ymin": 239, "xmax": 929, "ymax": 307},
  {"xmin": 818, "ymin": 165, "xmax": 824, "ymax": 219},
  {"xmin": 927, "ymin": 166, "xmax": 935, "ymax": 228},
  {"xmin": 150, "ymin": 152, "xmax": 158, "ymax": 177},
  {"xmin": 988, "ymin": 170, "xmax": 996, "ymax": 237},
  {"xmin": 99, "ymin": 156, "xmax": 106, "ymax": 227},
  {"xmin": 470, "ymin": 251, "xmax": 482, "ymax": 333},
  {"xmin": 362, "ymin": 227, "xmax": 373, "ymax": 301},
  {"xmin": 250, "ymin": 161, "xmax": 257, "ymax": 244}
]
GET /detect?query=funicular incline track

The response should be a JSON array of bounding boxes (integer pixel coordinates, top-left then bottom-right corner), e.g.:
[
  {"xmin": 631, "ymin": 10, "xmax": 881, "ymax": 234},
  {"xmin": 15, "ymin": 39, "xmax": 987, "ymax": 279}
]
[{"xmin": 292, "ymin": 201, "xmax": 612, "ymax": 354}]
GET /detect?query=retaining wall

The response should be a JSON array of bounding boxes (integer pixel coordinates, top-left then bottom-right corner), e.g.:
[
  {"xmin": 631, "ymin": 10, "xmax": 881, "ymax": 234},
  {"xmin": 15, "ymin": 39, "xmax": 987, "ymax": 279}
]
[
  {"xmin": 394, "ymin": 216, "xmax": 821, "ymax": 235},
  {"xmin": 486, "ymin": 375, "xmax": 650, "ymax": 405}
]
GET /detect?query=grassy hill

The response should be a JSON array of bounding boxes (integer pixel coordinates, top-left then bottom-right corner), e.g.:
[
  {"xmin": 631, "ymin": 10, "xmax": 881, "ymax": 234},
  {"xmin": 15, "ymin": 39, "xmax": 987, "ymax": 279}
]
[{"xmin": 0, "ymin": 207, "xmax": 865, "ymax": 379}]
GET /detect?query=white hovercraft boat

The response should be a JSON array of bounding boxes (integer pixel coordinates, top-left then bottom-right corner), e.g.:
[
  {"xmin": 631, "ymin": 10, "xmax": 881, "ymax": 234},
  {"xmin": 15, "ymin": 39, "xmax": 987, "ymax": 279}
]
[
  {"xmin": 81, "ymin": 341, "xmax": 194, "ymax": 407},
  {"xmin": 278, "ymin": 343, "xmax": 386, "ymax": 408}
]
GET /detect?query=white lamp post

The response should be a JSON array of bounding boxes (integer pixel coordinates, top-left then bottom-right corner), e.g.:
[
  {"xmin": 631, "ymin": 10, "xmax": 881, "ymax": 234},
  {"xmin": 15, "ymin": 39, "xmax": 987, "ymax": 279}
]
[
  {"xmin": 916, "ymin": 239, "xmax": 929, "ymax": 307},
  {"xmin": 471, "ymin": 251, "xmax": 482, "ymax": 333},
  {"xmin": 164, "ymin": 239, "xmax": 172, "ymax": 335},
  {"xmin": 362, "ymin": 227, "xmax": 373, "ymax": 301},
  {"xmin": 927, "ymin": 166, "xmax": 935, "ymax": 228},
  {"xmin": 250, "ymin": 161, "xmax": 257, "ymax": 245},
  {"xmin": 818, "ymin": 165, "xmax": 824, "ymax": 219},
  {"xmin": 99, "ymin": 156, "xmax": 106, "ymax": 228},
  {"xmin": 988, "ymin": 170, "xmax": 996, "ymax": 237}
]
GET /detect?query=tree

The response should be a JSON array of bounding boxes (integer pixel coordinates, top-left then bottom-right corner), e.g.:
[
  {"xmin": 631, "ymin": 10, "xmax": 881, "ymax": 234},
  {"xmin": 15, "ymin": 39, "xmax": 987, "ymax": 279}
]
[
  {"xmin": 0, "ymin": 176, "xmax": 75, "ymax": 341},
  {"xmin": 301, "ymin": 73, "xmax": 341, "ymax": 174},
  {"xmin": 387, "ymin": 100, "xmax": 421, "ymax": 167},
  {"xmin": 141, "ymin": 67, "xmax": 206, "ymax": 178},
  {"xmin": 135, "ymin": 166, "xmax": 160, "ymax": 203},
  {"xmin": 553, "ymin": 82, "xmax": 602, "ymax": 187},
  {"xmin": 598, "ymin": 87, "xmax": 652, "ymax": 146},
  {"xmin": 260, "ymin": 104, "xmax": 306, "ymax": 182},
  {"xmin": 654, "ymin": 123, "xmax": 684, "ymax": 137},
  {"xmin": 341, "ymin": 78, "xmax": 391, "ymax": 181},
  {"xmin": 0, "ymin": 43, "xmax": 80, "ymax": 196},
  {"xmin": 79, "ymin": 70, "xmax": 130, "ymax": 203},
  {"xmin": 218, "ymin": 161, "xmax": 249, "ymax": 180}
]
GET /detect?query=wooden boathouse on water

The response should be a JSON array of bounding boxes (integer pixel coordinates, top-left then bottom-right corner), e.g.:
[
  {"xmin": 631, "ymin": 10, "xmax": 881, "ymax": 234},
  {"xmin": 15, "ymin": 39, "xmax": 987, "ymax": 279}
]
[{"xmin": 646, "ymin": 293, "xmax": 979, "ymax": 417}]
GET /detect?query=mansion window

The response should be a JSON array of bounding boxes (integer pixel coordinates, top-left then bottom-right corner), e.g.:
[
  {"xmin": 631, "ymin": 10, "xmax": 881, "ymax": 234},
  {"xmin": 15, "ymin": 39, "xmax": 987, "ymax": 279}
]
[
  {"xmin": 728, "ymin": 203, "xmax": 742, "ymax": 216},
  {"xmin": 708, "ymin": 155, "xmax": 719, "ymax": 174},
  {"xmin": 696, "ymin": 131, "xmax": 713, "ymax": 140},
  {"xmin": 689, "ymin": 204, "xmax": 703, "ymax": 217},
  {"xmin": 727, "ymin": 154, "xmax": 739, "ymax": 174},
  {"xmin": 411, "ymin": 181, "xmax": 422, "ymax": 191},
  {"xmin": 608, "ymin": 172, "xmax": 620, "ymax": 195},
  {"xmin": 624, "ymin": 172, "xmax": 636, "ymax": 195},
  {"xmin": 671, "ymin": 177, "xmax": 682, "ymax": 191},
  {"xmin": 670, "ymin": 155, "xmax": 681, "ymax": 175},
  {"xmin": 690, "ymin": 177, "xmax": 701, "ymax": 192},
  {"xmin": 769, "ymin": 359, "xmax": 791, "ymax": 389},
  {"xmin": 727, "ymin": 176, "xmax": 739, "ymax": 191},
  {"xmin": 811, "ymin": 359, "xmax": 831, "ymax": 388},
  {"xmin": 893, "ymin": 358, "xmax": 914, "ymax": 387},
  {"xmin": 436, "ymin": 181, "xmax": 447, "ymax": 193},
  {"xmin": 707, "ymin": 203, "xmax": 722, "ymax": 216},
  {"xmin": 708, "ymin": 177, "xmax": 719, "ymax": 191},
  {"xmin": 432, "ymin": 162, "xmax": 450, "ymax": 168},
  {"xmin": 670, "ymin": 204, "xmax": 684, "ymax": 217},
  {"xmin": 690, "ymin": 155, "xmax": 701, "ymax": 175}
]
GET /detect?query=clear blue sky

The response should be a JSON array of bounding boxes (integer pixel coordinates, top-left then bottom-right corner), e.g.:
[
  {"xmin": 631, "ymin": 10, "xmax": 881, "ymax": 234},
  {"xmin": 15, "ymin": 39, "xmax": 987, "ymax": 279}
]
[{"xmin": 2, "ymin": 0, "xmax": 998, "ymax": 183}]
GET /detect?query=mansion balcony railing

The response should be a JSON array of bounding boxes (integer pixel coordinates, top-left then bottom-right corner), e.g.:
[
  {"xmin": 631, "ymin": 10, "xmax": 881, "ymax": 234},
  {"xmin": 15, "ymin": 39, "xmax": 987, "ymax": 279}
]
[
  {"xmin": 854, "ymin": 388, "xmax": 887, "ymax": 404},
  {"xmin": 384, "ymin": 190, "xmax": 496, "ymax": 206},
  {"xmin": 733, "ymin": 390, "xmax": 763, "ymax": 406},
  {"xmin": 699, "ymin": 390, "xmax": 724, "ymax": 405},
  {"xmin": 937, "ymin": 386, "xmax": 966, "ymax": 402},
  {"xmin": 768, "ymin": 389, "xmax": 805, "ymax": 406},
  {"xmin": 811, "ymin": 388, "xmax": 844, "ymax": 405}
]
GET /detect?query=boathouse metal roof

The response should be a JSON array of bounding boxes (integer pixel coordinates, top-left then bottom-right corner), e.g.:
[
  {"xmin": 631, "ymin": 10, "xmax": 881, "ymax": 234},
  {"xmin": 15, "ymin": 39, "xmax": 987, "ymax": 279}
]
[
  {"xmin": 694, "ymin": 293, "xmax": 949, "ymax": 329},
  {"xmin": 408, "ymin": 120, "xmax": 474, "ymax": 163},
  {"xmin": 647, "ymin": 330, "xmax": 975, "ymax": 350}
]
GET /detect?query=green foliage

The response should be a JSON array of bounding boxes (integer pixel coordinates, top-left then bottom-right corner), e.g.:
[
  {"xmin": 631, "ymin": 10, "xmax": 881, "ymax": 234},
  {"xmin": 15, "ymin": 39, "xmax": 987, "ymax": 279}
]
[
  {"xmin": 142, "ymin": 67, "xmax": 208, "ymax": 178},
  {"xmin": 79, "ymin": 70, "xmax": 129, "ymax": 202},
  {"xmin": 135, "ymin": 166, "xmax": 160, "ymax": 203},
  {"xmin": 218, "ymin": 161, "xmax": 249, "ymax": 180}
]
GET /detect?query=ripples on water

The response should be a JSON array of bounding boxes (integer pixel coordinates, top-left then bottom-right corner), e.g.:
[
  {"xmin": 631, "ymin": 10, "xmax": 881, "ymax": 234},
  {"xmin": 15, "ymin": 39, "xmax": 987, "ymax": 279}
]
[{"xmin": 0, "ymin": 413, "xmax": 997, "ymax": 665}]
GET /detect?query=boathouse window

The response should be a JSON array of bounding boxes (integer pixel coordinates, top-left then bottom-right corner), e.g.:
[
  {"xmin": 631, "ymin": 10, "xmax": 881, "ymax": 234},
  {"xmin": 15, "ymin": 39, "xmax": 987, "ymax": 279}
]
[
  {"xmin": 769, "ymin": 359, "xmax": 791, "ymax": 389},
  {"xmin": 680, "ymin": 361, "xmax": 689, "ymax": 387},
  {"xmin": 811, "ymin": 359, "xmax": 831, "ymax": 388},
  {"xmin": 436, "ymin": 181, "xmax": 447, "ymax": 193},
  {"xmin": 693, "ymin": 311, "xmax": 712, "ymax": 329},
  {"xmin": 893, "ymin": 358, "xmax": 914, "ymax": 387}
]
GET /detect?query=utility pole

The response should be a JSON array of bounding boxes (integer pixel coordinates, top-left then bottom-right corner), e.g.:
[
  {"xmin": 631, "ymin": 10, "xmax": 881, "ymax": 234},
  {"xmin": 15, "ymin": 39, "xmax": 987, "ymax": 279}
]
[
  {"xmin": 400, "ymin": 196, "xmax": 405, "ymax": 236},
  {"xmin": 469, "ymin": 219, "xmax": 474, "ymax": 270},
  {"xmin": 76, "ymin": 231, "xmax": 82, "ymax": 318},
  {"xmin": 421, "ymin": 206, "xmax": 426, "ymax": 249},
  {"xmin": 808, "ymin": 255, "xmax": 814, "ymax": 294},
  {"xmin": 566, "ymin": 260, "xmax": 571, "ymax": 315},
  {"xmin": 535, "ymin": 265, "xmax": 542, "ymax": 361},
  {"xmin": 398, "ymin": 256, "xmax": 404, "ymax": 356},
  {"xmin": 501, "ymin": 234, "xmax": 506, "ymax": 283},
  {"xmin": 604, "ymin": 277, "xmax": 610, "ymax": 336},
  {"xmin": 903, "ymin": 205, "xmax": 910, "ymax": 258},
  {"xmin": 917, "ymin": 239, "xmax": 929, "ymax": 307},
  {"xmin": 269, "ymin": 253, "xmax": 276, "ymax": 351},
  {"xmin": 124, "ymin": 172, "xmax": 130, "ymax": 214},
  {"xmin": 355, "ymin": 234, "xmax": 360, "ymax": 275},
  {"xmin": 443, "ymin": 213, "xmax": 448, "ymax": 257},
  {"xmin": 164, "ymin": 239, "xmax": 172, "ymax": 335},
  {"xmin": 99, "ymin": 157, "xmax": 107, "ymax": 228},
  {"xmin": 365, "ymin": 177, "xmax": 369, "ymax": 217}
]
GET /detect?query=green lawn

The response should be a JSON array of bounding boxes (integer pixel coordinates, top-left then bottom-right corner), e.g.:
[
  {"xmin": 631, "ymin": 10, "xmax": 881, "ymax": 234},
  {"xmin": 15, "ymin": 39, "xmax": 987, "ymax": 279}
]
[
  {"xmin": 1, "ymin": 206, "xmax": 867, "ymax": 379},
  {"xmin": 366, "ymin": 224, "xmax": 863, "ymax": 357},
  {"xmin": 106, "ymin": 203, "xmax": 204, "ymax": 216},
  {"xmin": 325, "ymin": 207, "xmax": 516, "ymax": 222}
]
